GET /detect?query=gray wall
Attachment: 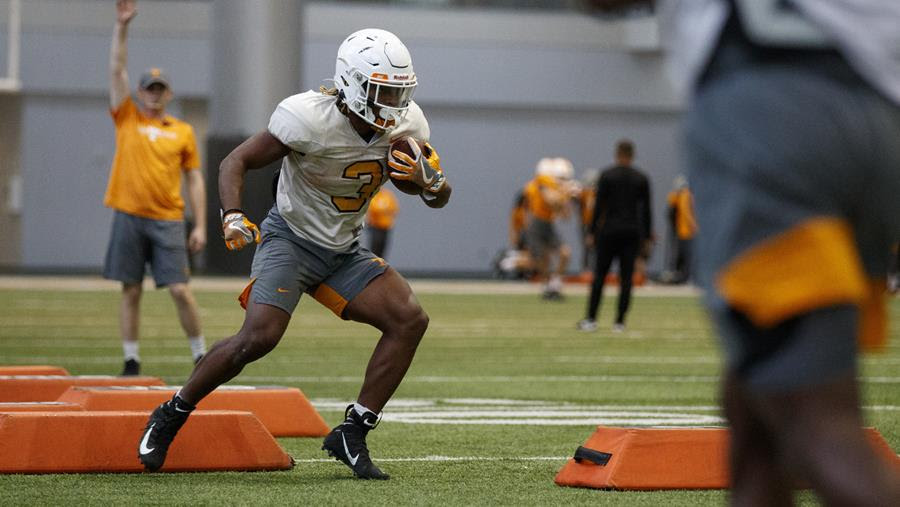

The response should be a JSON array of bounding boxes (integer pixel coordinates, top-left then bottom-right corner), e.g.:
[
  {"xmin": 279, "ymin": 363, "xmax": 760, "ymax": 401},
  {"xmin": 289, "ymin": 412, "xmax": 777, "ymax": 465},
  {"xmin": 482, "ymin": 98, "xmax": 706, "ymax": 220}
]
[{"xmin": 5, "ymin": 0, "xmax": 686, "ymax": 275}]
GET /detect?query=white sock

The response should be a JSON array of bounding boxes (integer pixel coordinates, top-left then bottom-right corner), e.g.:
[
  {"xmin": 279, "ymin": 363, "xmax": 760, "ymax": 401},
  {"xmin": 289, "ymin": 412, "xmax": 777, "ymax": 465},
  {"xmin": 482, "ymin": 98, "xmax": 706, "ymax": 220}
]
[
  {"xmin": 123, "ymin": 341, "xmax": 140, "ymax": 362},
  {"xmin": 548, "ymin": 275, "xmax": 562, "ymax": 291},
  {"xmin": 353, "ymin": 402, "xmax": 376, "ymax": 417},
  {"xmin": 188, "ymin": 336, "xmax": 206, "ymax": 360}
]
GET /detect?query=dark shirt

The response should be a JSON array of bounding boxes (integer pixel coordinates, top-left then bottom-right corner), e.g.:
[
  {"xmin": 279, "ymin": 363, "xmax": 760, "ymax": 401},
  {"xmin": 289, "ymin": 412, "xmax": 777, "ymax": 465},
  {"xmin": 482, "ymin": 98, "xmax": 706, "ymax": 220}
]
[{"xmin": 591, "ymin": 164, "xmax": 652, "ymax": 239}]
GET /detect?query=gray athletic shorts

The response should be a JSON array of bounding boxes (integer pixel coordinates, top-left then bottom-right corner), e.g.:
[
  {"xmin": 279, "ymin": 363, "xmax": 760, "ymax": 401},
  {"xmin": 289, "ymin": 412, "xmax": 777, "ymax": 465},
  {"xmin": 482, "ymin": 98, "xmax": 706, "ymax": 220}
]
[
  {"xmin": 685, "ymin": 40, "xmax": 900, "ymax": 392},
  {"xmin": 238, "ymin": 207, "xmax": 388, "ymax": 318},
  {"xmin": 525, "ymin": 218, "xmax": 561, "ymax": 258},
  {"xmin": 103, "ymin": 211, "xmax": 189, "ymax": 287}
]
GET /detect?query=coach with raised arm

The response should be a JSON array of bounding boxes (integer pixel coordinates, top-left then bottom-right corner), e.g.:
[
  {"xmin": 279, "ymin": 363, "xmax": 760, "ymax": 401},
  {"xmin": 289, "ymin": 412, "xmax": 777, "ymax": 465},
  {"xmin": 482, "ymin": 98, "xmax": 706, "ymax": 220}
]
[{"xmin": 103, "ymin": 0, "xmax": 207, "ymax": 375}]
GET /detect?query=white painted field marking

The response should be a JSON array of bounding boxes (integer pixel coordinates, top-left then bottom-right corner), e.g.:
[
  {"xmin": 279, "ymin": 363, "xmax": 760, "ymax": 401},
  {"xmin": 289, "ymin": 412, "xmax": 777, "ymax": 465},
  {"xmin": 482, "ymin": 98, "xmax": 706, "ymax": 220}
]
[
  {"xmin": 312, "ymin": 398, "xmax": 725, "ymax": 426},
  {"xmin": 5, "ymin": 352, "xmax": 898, "ymax": 368},
  {"xmin": 296, "ymin": 456, "xmax": 569, "ymax": 463},
  {"xmin": 0, "ymin": 355, "xmax": 195, "ymax": 364},
  {"xmin": 312, "ymin": 398, "xmax": 900, "ymax": 426},
  {"xmin": 241, "ymin": 375, "xmax": 723, "ymax": 383},
  {"xmin": 553, "ymin": 356, "xmax": 719, "ymax": 365}
]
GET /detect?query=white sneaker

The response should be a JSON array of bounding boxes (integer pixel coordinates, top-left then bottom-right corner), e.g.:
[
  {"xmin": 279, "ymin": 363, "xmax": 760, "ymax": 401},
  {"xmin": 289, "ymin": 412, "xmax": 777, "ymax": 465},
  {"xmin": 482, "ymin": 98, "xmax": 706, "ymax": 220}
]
[
  {"xmin": 612, "ymin": 323, "xmax": 625, "ymax": 333},
  {"xmin": 576, "ymin": 319, "xmax": 598, "ymax": 332}
]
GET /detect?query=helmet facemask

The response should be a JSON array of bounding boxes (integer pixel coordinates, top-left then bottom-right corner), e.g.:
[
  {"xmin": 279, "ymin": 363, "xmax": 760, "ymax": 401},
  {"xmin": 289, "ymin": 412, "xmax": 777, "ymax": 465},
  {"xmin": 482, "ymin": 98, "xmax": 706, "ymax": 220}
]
[
  {"xmin": 342, "ymin": 69, "xmax": 416, "ymax": 131},
  {"xmin": 334, "ymin": 29, "xmax": 418, "ymax": 132}
]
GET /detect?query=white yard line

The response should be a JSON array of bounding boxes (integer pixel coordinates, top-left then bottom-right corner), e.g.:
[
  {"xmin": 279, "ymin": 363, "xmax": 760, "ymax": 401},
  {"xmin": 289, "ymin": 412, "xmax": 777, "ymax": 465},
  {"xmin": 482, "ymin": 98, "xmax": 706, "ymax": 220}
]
[
  {"xmin": 0, "ymin": 359, "xmax": 897, "ymax": 384},
  {"xmin": 0, "ymin": 275, "xmax": 702, "ymax": 296},
  {"xmin": 238, "ymin": 374, "xmax": 724, "ymax": 383},
  {"xmin": 296, "ymin": 455, "xmax": 569, "ymax": 463},
  {"xmin": 381, "ymin": 418, "xmax": 724, "ymax": 425},
  {"xmin": 4, "ymin": 350, "xmax": 897, "ymax": 367}
]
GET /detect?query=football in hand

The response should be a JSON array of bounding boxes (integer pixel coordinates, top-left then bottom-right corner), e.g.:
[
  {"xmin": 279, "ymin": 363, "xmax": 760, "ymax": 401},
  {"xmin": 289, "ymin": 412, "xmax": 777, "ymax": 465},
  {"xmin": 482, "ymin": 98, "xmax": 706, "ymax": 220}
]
[{"xmin": 387, "ymin": 137, "xmax": 424, "ymax": 195}]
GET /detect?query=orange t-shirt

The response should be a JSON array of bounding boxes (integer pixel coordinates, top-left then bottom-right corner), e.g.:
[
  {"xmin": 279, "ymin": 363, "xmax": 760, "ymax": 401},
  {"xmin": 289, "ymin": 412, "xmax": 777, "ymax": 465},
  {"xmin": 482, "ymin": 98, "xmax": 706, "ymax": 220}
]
[
  {"xmin": 523, "ymin": 174, "xmax": 563, "ymax": 222},
  {"xmin": 104, "ymin": 97, "xmax": 200, "ymax": 221},
  {"xmin": 579, "ymin": 186, "xmax": 596, "ymax": 226},
  {"xmin": 667, "ymin": 188, "xmax": 698, "ymax": 240},
  {"xmin": 366, "ymin": 187, "xmax": 399, "ymax": 230}
]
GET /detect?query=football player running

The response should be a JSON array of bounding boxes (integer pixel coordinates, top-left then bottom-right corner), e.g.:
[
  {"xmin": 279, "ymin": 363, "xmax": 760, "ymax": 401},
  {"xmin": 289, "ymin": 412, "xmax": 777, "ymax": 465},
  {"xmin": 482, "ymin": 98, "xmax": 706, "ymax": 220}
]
[{"xmin": 137, "ymin": 28, "xmax": 451, "ymax": 480}]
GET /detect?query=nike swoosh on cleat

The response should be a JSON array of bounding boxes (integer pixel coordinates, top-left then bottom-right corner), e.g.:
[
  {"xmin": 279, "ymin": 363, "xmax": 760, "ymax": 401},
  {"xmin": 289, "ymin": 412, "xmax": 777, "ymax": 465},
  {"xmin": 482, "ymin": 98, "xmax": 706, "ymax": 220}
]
[
  {"xmin": 139, "ymin": 423, "xmax": 156, "ymax": 455},
  {"xmin": 341, "ymin": 433, "xmax": 359, "ymax": 466}
]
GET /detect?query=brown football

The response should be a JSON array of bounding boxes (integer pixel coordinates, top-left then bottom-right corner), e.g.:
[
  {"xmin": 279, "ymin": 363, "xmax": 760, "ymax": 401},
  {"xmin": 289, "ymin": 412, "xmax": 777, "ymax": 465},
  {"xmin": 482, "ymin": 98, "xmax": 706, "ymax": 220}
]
[{"xmin": 387, "ymin": 137, "xmax": 423, "ymax": 195}]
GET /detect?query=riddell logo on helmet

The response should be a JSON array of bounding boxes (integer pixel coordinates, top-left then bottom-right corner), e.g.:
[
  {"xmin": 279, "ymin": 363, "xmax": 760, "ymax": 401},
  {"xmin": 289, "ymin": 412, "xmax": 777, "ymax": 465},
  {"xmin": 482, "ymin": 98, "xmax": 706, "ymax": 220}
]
[{"xmin": 393, "ymin": 74, "xmax": 412, "ymax": 81}]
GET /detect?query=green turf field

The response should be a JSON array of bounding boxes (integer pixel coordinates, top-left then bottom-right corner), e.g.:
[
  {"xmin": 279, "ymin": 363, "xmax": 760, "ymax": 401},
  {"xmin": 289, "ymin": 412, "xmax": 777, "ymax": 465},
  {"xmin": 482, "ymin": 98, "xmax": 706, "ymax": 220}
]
[{"xmin": 0, "ymin": 282, "xmax": 897, "ymax": 506}]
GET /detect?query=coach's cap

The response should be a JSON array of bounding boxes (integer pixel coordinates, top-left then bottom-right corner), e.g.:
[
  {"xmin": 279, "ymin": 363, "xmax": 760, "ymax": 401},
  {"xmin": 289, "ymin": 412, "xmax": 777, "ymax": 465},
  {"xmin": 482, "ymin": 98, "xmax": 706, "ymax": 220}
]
[{"xmin": 139, "ymin": 68, "xmax": 170, "ymax": 89}]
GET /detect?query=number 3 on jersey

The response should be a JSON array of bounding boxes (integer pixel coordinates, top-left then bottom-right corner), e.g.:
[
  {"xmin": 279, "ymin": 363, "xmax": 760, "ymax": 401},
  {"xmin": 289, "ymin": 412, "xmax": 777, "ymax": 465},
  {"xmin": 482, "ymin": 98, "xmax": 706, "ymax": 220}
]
[{"xmin": 331, "ymin": 160, "xmax": 385, "ymax": 213}]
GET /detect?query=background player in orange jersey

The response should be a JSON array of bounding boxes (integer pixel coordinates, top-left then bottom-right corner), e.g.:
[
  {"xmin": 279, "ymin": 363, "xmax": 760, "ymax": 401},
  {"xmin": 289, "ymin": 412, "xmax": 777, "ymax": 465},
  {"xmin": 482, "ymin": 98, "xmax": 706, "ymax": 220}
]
[
  {"xmin": 103, "ymin": 0, "xmax": 206, "ymax": 376},
  {"xmin": 366, "ymin": 187, "xmax": 399, "ymax": 259},
  {"xmin": 523, "ymin": 158, "xmax": 577, "ymax": 300}
]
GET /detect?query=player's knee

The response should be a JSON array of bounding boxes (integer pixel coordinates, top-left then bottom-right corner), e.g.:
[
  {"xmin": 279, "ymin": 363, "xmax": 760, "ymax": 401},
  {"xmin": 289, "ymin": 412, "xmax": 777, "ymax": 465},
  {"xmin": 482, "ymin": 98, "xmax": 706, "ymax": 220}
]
[
  {"xmin": 168, "ymin": 283, "xmax": 192, "ymax": 302},
  {"xmin": 393, "ymin": 302, "xmax": 428, "ymax": 341},
  {"xmin": 231, "ymin": 328, "xmax": 280, "ymax": 365},
  {"xmin": 122, "ymin": 283, "xmax": 142, "ymax": 302}
]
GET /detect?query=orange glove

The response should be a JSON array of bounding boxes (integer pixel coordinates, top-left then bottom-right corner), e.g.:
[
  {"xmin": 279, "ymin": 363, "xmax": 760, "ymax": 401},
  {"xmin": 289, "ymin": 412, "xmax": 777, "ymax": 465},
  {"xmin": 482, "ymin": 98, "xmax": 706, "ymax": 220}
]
[
  {"xmin": 222, "ymin": 211, "xmax": 260, "ymax": 251},
  {"xmin": 388, "ymin": 141, "xmax": 447, "ymax": 194}
]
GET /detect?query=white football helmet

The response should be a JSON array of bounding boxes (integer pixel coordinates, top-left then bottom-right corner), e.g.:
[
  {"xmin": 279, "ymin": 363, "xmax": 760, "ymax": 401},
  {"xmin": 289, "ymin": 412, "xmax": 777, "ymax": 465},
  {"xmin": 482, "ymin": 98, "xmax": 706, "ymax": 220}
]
[
  {"xmin": 535, "ymin": 158, "xmax": 556, "ymax": 177},
  {"xmin": 551, "ymin": 158, "xmax": 575, "ymax": 181},
  {"xmin": 334, "ymin": 28, "xmax": 417, "ymax": 131}
]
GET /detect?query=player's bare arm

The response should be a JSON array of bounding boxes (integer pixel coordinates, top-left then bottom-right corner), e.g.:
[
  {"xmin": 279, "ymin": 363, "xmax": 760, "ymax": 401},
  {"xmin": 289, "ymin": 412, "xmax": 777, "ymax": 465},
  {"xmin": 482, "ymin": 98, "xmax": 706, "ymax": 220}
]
[
  {"xmin": 219, "ymin": 131, "xmax": 290, "ymax": 211},
  {"xmin": 109, "ymin": 0, "xmax": 137, "ymax": 109},
  {"xmin": 185, "ymin": 169, "xmax": 207, "ymax": 254},
  {"xmin": 219, "ymin": 131, "xmax": 290, "ymax": 250}
]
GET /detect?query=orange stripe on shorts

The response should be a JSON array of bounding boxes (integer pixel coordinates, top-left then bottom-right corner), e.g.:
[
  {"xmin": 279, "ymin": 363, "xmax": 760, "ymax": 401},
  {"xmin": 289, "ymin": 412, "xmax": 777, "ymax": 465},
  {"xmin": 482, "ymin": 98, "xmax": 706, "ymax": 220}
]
[
  {"xmin": 238, "ymin": 278, "xmax": 257, "ymax": 310},
  {"xmin": 312, "ymin": 284, "xmax": 349, "ymax": 318},
  {"xmin": 716, "ymin": 217, "xmax": 887, "ymax": 350}
]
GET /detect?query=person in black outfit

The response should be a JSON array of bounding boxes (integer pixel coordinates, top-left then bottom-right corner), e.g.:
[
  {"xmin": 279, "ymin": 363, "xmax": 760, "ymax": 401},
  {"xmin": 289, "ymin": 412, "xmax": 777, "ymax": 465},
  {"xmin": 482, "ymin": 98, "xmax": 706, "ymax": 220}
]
[{"xmin": 577, "ymin": 140, "xmax": 652, "ymax": 332}]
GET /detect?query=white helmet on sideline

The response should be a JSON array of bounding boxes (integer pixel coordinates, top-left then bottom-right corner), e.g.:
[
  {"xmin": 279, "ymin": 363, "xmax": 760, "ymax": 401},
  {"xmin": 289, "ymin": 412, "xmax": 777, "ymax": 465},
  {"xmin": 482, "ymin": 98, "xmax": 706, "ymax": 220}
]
[
  {"xmin": 552, "ymin": 158, "xmax": 575, "ymax": 181},
  {"xmin": 334, "ymin": 28, "xmax": 417, "ymax": 131},
  {"xmin": 535, "ymin": 157, "xmax": 556, "ymax": 177}
]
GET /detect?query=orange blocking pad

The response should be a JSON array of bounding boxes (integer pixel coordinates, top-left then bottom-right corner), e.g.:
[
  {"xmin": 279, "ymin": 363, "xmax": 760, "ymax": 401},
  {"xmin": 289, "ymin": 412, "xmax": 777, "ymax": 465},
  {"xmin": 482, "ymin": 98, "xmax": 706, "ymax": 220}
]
[
  {"xmin": 57, "ymin": 385, "xmax": 330, "ymax": 437},
  {"xmin": 555, "ymin": 426, "xmax": 900, "ymax": 490},
  {"xmin": 0, "ymin": 366, "xmax": 70, "ymax": 376},
  {"xmin": 556, "ymin": 427, "xmax": 729, "ymax": 490},
  {"xmin": 0, "ymin": 376, "xmax": 164, "ymax": 402},
  {"xmin": 0, "ymin": 402, "xmax": 84, "ymax": 412},
  {"xmin": 0, "ymin": 411, "xmax": 294, "ymax": 473}
]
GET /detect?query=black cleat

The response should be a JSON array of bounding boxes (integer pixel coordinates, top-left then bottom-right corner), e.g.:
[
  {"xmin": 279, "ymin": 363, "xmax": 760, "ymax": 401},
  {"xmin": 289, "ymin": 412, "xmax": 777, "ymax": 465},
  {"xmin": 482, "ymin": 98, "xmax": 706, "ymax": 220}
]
[
  {"xmin": 137, "ymin": 395, "xmax": 194, "ymax": 472},
  {"xmin": 121, "ymin": 358, "xmax": 140, "ymax": 376},
  {"xmin": 322, "ymin": 404, "xmax": 389, "ymax": 480},
  {"xmin": 541, "ymin": 289, "xmax": 564, "ymax": 301}
]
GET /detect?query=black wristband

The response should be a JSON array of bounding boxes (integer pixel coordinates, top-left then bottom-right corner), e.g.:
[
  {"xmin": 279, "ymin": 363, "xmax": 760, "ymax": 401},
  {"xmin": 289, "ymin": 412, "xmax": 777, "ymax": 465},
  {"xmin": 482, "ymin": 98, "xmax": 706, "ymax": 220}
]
[{"xmin": 221, "ymin": 208, "xmax": 244, "ymax": 218}]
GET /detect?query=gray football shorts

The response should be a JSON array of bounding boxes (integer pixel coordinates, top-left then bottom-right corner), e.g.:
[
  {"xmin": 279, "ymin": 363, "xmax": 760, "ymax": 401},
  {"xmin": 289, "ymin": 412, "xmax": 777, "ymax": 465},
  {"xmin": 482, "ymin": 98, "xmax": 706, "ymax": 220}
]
[
  {"xmin": 525, "ymin": 218, "xmax": 561, "ymax": 258},
  {"xmin": 685, "ymin": 43, "xmax": 900, "ymax": 393},
  {"xmin": 103, "ymin": 211, "xmax": 189, "ymax": 288},
  {"xmin": 239, "ymin": 207, "xmax": 389, "ymax": 318}
]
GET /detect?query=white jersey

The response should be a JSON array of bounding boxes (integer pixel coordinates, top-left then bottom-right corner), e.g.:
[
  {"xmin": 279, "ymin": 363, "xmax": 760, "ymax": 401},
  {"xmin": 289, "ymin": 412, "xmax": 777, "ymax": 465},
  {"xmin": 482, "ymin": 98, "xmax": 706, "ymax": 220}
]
[
  {"xmin": 267, "ymin": 91, "xmax": 430, "ymax": 250},
  {"xmin": 659, "ymin": 0, "xmax": 900, "ymax": 105}
]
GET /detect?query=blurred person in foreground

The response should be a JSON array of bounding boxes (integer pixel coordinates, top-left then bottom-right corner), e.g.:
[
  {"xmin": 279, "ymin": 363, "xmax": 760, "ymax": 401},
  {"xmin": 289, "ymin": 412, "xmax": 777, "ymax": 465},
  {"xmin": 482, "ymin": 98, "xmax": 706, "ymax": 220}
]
[
  {"xmin": 523, "ymin": 157, "xmax": 578, "ymax": 300},
  {"xmin": 577, "ymin": 140, "xmax": 652, "ymax": 333},
  {"xmin": 366, "ymin": 187, "xmax": 399, "ymax": 259},
  {"xmin": 105, "ymin": 0, "xmax": 206, "ymax": 376},
  {"xmin": 136, "ymin": 28, "xmax": 451, "ymax": 480},
  {"xmin": 590, "ymin": 1, "xmax": 900, "ymax": 504}
]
